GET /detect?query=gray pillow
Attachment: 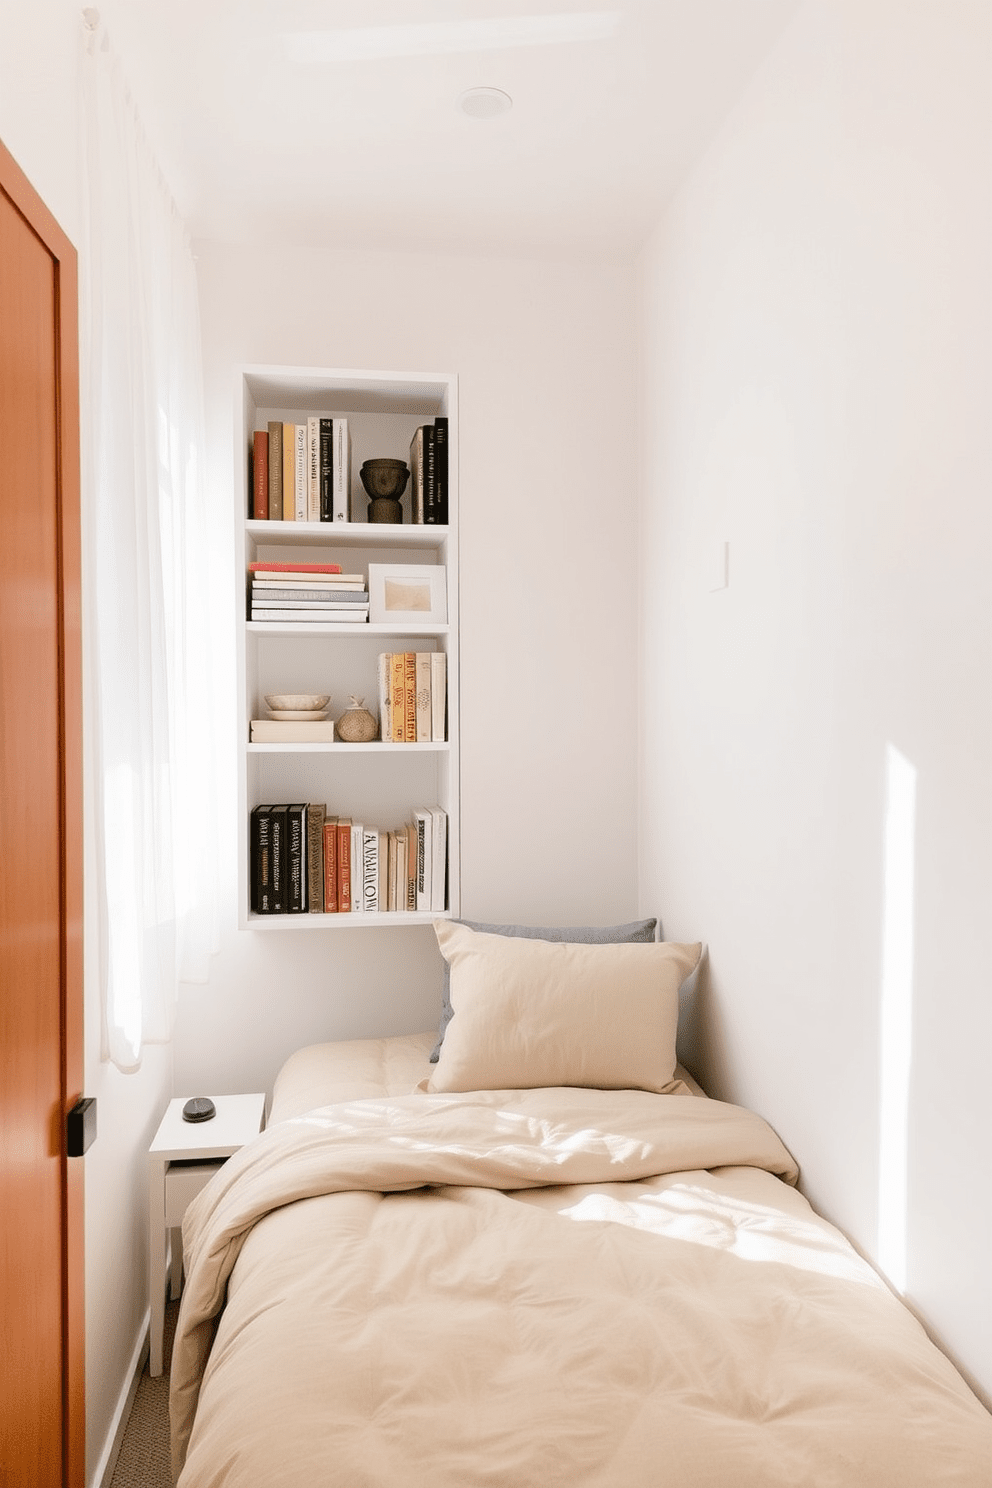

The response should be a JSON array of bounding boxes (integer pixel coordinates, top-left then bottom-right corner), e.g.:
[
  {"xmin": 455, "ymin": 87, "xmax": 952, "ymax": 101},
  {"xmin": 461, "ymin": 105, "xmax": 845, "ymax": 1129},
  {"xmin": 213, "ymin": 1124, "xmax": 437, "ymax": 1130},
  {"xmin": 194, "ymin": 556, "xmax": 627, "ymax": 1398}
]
[{"xmin": 429, "ymin": 916, "xmax": 659, "ymax": 1061}]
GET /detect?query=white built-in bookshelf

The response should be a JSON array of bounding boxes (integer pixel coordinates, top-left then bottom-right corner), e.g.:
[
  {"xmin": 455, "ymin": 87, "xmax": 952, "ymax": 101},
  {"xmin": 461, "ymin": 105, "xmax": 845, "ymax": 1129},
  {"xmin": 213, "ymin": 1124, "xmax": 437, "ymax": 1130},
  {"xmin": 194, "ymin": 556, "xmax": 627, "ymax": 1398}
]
[{"xmin": 235, "ymin": 364, "xmax": 459, "ymax": 929}]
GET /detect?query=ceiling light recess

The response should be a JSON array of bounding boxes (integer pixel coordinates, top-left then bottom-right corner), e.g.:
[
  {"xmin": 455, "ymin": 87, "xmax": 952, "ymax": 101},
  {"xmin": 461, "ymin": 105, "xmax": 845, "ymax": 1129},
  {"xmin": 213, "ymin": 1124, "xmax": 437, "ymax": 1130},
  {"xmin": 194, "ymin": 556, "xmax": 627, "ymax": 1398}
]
[{"xmin": 458, "ymin": 87, "xmax": 513, "ymax": 119}]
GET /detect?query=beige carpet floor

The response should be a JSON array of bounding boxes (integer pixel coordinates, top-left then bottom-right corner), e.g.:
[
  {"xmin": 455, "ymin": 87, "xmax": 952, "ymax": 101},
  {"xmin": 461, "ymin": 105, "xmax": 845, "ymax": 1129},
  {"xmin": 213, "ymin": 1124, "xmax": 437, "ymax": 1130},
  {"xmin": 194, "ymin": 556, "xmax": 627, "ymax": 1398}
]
[{"xmin": 108, "ymin": 1300, "xmax": 177, "ymax": 1488}]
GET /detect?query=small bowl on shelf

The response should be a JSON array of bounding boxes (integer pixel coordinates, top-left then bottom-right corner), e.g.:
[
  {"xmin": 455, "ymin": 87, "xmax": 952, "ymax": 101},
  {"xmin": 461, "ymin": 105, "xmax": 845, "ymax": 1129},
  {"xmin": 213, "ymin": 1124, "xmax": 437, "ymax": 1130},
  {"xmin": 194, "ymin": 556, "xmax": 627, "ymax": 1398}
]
[{"xmin": 264, "ymin": 693, "xmax": 330, "ymax": 712}]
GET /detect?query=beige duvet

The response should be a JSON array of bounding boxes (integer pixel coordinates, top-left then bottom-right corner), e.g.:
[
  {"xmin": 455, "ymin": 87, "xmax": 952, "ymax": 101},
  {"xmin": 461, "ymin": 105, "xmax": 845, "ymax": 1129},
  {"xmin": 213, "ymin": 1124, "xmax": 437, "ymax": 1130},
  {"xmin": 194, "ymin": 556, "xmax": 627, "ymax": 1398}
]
[{"xmin": 172, "ymin": 1085, "xmax": 992, "ymax": 1486}]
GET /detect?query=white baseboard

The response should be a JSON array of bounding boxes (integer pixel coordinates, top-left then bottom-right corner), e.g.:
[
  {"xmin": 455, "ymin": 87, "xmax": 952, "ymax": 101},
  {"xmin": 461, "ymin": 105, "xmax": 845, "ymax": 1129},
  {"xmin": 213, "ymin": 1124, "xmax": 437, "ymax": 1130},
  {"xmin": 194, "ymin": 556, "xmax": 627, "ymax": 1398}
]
[{"xmin": 91, "ymin": 1308, "xmax": 150, "ymax": 1488}]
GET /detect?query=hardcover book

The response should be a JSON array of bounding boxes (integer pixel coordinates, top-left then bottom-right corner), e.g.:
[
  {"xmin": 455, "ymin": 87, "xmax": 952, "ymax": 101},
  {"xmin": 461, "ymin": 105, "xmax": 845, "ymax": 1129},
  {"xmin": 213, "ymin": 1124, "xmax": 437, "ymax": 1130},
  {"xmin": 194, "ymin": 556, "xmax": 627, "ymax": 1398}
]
[
  {"xmin": 251, "ymin": 430, "xmax": 268, "ymax": 521},
  {"xmin": 350, "ymin": 823, "xmax": 364, "ymax": 911},
  {"xmin": 323, "ymin": 817, "xmax": 338, "ymax": 912},
  {"xmin": 413, "ymin": 807, "xmax": 432, "ymax": 912},
  {"xmin": 307, "ymin": 802, "xmax": 325, "ymax": 912},
  {"xmin": 282, "ymin": 423, "xmax": 296, "ymax": 521},
  {"xmin": 249, "ymin": 561, "xmax": 345, "ymax": 574},
  {"xmin": 415, "ymin": 652, "xmax": 432, "ymax": 741},
  {"xmin": 287, "ymin": 803, "xmax": 307, "ymax": 912},
  {"xmin": 430, "ymin": 806, "xmax": 447, "ymax": 912},
  {"xmin": 430, "ymin": 651, "xmax": 446, "ymax": 741},
  {"xmin": 333, "ymin": 418, "xmax": 351, "ymax": 522},
  {"xmin": 336, "ymin": 817, "xmax": 352, "ymax": 912},
  {"xmin": 307, "ymin": 416, "xmax": 321, "ymax": 522},
  {"xmin": 250, "ymin": 720, "xmax": 335, "ymax": 742},
  {"xmin": 250, "ymin": 804, "xmax": 273, "ymax": 913},
  {"xmin": 362, "ymin": 827, "xmax": 379, "ymax": 912},
  {"xmin": 267, "ymin": 422, "xmax": 283, "ymax": 520},
  {"xmin": 390, "ymin": 652, "xmax": 407, "ymax": 742},
  {"xmin": 409, "ymin": 426, "xmax": 424, "ymax": 523},
  {"xmin": 249, "ymin": 609, "xmax": 368, "ymax": 624},
  {"xmin": 434, "ymin": 416, "xmax": 448, "ymax": 525},
  {"xmin": 423, "ymin": 423, "xmax": 437, "ymax": 524},
  {"xmin": 377, "ymin": 652, "xmax": 393, "ymax": 743},
  {"xmin": 319, "ymin": 417, "xmax": 333, "ymax": 522},
  {"xmin": 403, "ymin": 652, "xmax": 417, "ymax": 742},
  {"xmin": 294, "ymin": 423, "xmax": 307, "ymax": 522},
  {"xmin": 270, "ymin": 804, "xmax": 288, "ymax": 913}
]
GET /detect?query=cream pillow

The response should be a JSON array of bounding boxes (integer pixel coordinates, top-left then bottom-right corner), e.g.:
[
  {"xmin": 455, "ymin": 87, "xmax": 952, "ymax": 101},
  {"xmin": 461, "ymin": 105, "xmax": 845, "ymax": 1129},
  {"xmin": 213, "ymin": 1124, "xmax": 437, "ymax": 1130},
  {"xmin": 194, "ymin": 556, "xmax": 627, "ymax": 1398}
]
[{"xmin": 427, "ymin": 920, "xmax": 702, "ymax": 1095}]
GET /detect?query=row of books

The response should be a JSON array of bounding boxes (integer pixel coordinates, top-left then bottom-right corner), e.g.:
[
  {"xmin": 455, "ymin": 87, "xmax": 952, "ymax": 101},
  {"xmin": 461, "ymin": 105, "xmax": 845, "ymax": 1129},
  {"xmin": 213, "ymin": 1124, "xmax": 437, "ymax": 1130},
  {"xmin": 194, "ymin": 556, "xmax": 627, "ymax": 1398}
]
[
  {"xmin": 248, "ymin": 415, "xmax": 449, "ymax": 526},
  {"xmin": 251, "ymin": 417, "xmax": 351, "ymax": 523},
  {"xmin": 409, "ymin": 418, "xmax": 449, "ymax": 524},
  {"xmin": 377, "ymin": 651, "xmax": 447, "ymax": 743},
  {"xmin": 249, "ymin": 803, "xmax": 447, "ymax": 915},
  {"xmin": 248, "ymin": 561, "xmax": 370, "ymax": 624}
]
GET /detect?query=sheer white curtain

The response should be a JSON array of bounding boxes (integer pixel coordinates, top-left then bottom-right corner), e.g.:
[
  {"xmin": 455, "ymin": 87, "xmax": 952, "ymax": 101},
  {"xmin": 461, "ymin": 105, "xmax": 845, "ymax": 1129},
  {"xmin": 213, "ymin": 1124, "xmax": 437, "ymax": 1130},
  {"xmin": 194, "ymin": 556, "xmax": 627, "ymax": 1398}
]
[{"xmin": 80, "ymin": 16, "xmax": 217, "ymax": 1072}]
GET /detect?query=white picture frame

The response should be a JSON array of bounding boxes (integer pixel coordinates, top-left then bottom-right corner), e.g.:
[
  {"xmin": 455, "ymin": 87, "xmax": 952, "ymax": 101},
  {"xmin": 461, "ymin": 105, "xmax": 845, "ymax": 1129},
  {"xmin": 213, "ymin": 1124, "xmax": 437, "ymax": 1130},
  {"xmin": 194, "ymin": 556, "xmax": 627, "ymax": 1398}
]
[{"xmin": 368, "ymin": 563, "xmax": 447, "ymax": 626}]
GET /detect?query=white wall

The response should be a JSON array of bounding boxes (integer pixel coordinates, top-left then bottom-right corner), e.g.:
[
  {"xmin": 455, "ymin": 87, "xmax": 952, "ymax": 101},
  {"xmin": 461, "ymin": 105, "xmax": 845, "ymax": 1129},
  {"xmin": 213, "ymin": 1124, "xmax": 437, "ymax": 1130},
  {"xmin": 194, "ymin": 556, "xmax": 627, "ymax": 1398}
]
[
  {"xmin": 1, "ymin": 5, "xmax": 175, "ymax": 1483},
  {"xmin": 173, "ymin": 242, "xmax": 640, "ymax": 1096},
  {"xmin": 638, "ymin": 0, "xmax": 992, "ymax": 1406}
]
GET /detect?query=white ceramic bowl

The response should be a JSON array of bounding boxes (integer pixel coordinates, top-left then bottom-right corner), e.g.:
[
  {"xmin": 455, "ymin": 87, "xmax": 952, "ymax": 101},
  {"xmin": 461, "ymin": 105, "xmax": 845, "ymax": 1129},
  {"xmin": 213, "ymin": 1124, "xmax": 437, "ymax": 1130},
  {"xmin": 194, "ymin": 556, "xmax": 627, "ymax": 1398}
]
[{"xmin": 264, "ymin": 693, "xmax": 330, "ymax": 712}]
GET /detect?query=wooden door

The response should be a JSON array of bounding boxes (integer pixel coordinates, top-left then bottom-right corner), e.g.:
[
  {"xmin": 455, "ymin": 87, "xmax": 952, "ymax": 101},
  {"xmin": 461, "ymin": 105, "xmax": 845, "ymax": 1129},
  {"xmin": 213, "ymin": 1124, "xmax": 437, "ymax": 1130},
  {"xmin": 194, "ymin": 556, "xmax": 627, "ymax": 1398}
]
[{"xmin": 0, "ymin": 139, "xmax": 84, "ymax": 1488}]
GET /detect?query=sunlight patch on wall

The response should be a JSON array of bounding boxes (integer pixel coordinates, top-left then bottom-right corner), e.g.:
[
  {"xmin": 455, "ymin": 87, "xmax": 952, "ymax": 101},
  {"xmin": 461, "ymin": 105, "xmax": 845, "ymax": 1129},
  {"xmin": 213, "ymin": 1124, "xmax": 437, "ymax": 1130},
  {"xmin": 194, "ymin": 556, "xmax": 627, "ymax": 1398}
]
[{"xmin": 878, "ymin": 743, "xmax": 917, "ymax": 1293}]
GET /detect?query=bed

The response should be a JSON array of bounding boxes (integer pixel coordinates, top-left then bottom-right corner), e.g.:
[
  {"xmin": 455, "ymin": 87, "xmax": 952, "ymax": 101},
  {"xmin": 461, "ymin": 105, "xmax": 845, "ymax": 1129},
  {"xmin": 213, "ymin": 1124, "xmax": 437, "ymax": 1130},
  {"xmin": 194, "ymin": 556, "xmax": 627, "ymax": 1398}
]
[{"xmin": 170, "ymin": 920, "xmax": 992, "ymax": 1486}]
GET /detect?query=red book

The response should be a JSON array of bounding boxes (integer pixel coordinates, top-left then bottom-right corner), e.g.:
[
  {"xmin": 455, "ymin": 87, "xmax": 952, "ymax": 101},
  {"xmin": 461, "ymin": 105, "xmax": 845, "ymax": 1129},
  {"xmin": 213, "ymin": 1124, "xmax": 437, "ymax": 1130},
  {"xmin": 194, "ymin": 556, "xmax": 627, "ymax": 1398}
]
[
  {"xmin": 336, "ymin": 817, "xmax": 352, "ymax": 912},
  {"xmin": 323, "ymin": 819, "xmax": 338, "ymax": 913},
  {"xmin": 249, "ymin": 561, "xmax": 344, "ymax": 574},
  {"xmin": 251, "ymin": 430, "xmax": 269, "ymax": 520}
]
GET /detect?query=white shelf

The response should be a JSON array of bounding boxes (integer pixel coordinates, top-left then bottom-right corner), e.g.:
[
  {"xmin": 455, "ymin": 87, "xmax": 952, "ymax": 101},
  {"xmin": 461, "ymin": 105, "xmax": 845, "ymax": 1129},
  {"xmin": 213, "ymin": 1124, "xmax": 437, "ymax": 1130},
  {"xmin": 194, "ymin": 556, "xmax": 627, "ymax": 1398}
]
[
  {"xmin": 248, "ymin": 742, "xmax": 452, "ymax": 754},
  {"xmin": 247, "ymin": 519, "xmax": 447, "ymax": 549},
  {"xmin": 247, "ymin": 622, "xmax": 450, "ymax": 637},
  {"xmin": 245, "ymin": 909, "xmax": 452, "ymax": 931},
  {"xmin": 235, "ymin": 363, "xmax": 460, "ymax": 930}
]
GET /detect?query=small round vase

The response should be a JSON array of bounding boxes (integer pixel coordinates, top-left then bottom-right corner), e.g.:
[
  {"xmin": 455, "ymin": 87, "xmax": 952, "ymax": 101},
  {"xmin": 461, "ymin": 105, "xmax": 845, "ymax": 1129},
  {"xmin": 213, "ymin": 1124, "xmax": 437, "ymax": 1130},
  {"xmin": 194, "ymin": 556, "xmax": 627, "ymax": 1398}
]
[{"xmin": 335, "ymin": 696, "xmax": 379, "ymax": 743}]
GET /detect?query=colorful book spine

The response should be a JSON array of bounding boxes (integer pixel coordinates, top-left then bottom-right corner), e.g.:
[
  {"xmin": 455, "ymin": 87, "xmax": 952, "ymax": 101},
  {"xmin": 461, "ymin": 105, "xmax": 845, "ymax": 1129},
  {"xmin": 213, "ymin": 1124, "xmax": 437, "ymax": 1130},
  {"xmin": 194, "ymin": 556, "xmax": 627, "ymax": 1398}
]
[
  {"xmin": 251, "ymin": 430, "xmax": 269, "ymax": 520},
  {"xmin": 403, "ymin": 652, "xmax": 417, "ymax": 742},
  {"xmin": 336, "ymin": 817, "xmax": 352, "ymax": 912},
  {"xmin": 390, "ymin": 652, "xmax": 407, "ymax": 742},
  {"xmin": 249, "ymin": 561, "xmax": 345, "ymax": 574},
  {"xmin": 307, "ymin": 802, "xmax": 325, "ymax": 913},
  {"xmin": 409, "ymin": 426, "xmax": 424, "ymax": 523},
  {"xmin": 282, "ymin": 423, "xmax": 295, "ymax": 521},
  {"xmin": 323, "ymin": 817, "xmax": 338, "ymax": 912},
  {"xmin": 267, "ymin": 421, "xmax": 283, "ymax": 520},
  {"xmin": 319, "ymin": 417, "xmax": 333, "ymax": 522},
  {"xmin": 307, "ymin": 416, "xmax": 321, "ymax": 522}
]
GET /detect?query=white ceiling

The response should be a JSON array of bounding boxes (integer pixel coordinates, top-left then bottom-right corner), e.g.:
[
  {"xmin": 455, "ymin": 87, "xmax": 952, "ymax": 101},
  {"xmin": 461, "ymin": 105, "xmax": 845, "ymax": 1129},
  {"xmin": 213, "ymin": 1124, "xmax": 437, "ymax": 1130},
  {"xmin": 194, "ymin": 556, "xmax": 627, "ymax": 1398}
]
[{"xmin": 93, "ymin": 0, "xmax": 800, "ymax": 259}]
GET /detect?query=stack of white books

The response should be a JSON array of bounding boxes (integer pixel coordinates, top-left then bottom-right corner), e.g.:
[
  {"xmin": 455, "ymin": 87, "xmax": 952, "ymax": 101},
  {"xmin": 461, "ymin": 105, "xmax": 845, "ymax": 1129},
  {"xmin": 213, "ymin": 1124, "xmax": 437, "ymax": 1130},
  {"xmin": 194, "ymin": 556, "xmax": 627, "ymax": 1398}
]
[{"xmin": 249, "ymin": 561, "xmax": 369, "ymax": 623}]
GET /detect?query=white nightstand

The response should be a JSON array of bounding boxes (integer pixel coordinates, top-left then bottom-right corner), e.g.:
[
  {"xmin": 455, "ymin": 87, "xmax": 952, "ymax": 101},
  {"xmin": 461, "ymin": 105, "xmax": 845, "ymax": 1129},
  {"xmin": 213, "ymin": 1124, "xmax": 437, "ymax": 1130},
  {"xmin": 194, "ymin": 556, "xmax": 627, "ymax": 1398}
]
[{"xmin": 148, "ymin": 1093, "xmax": 265, "ymax": 1376}]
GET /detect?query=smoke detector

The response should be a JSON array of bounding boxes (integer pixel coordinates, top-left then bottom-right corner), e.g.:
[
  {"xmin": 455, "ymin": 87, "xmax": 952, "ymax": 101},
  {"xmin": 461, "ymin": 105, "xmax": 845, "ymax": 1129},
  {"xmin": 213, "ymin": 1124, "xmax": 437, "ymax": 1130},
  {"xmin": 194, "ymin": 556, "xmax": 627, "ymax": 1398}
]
[{"xmin": 457, "ymin": 87, "xmax": 513, "ymax": 119}]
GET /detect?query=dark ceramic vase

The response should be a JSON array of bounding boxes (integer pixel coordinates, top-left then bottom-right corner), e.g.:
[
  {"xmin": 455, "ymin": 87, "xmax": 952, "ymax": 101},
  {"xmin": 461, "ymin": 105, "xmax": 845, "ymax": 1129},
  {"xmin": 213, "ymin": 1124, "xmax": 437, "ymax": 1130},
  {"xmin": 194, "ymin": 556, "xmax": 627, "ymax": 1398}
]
[{"xmin": 361, "ymin": 458, "xmax": 409, "ymax": 523}]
